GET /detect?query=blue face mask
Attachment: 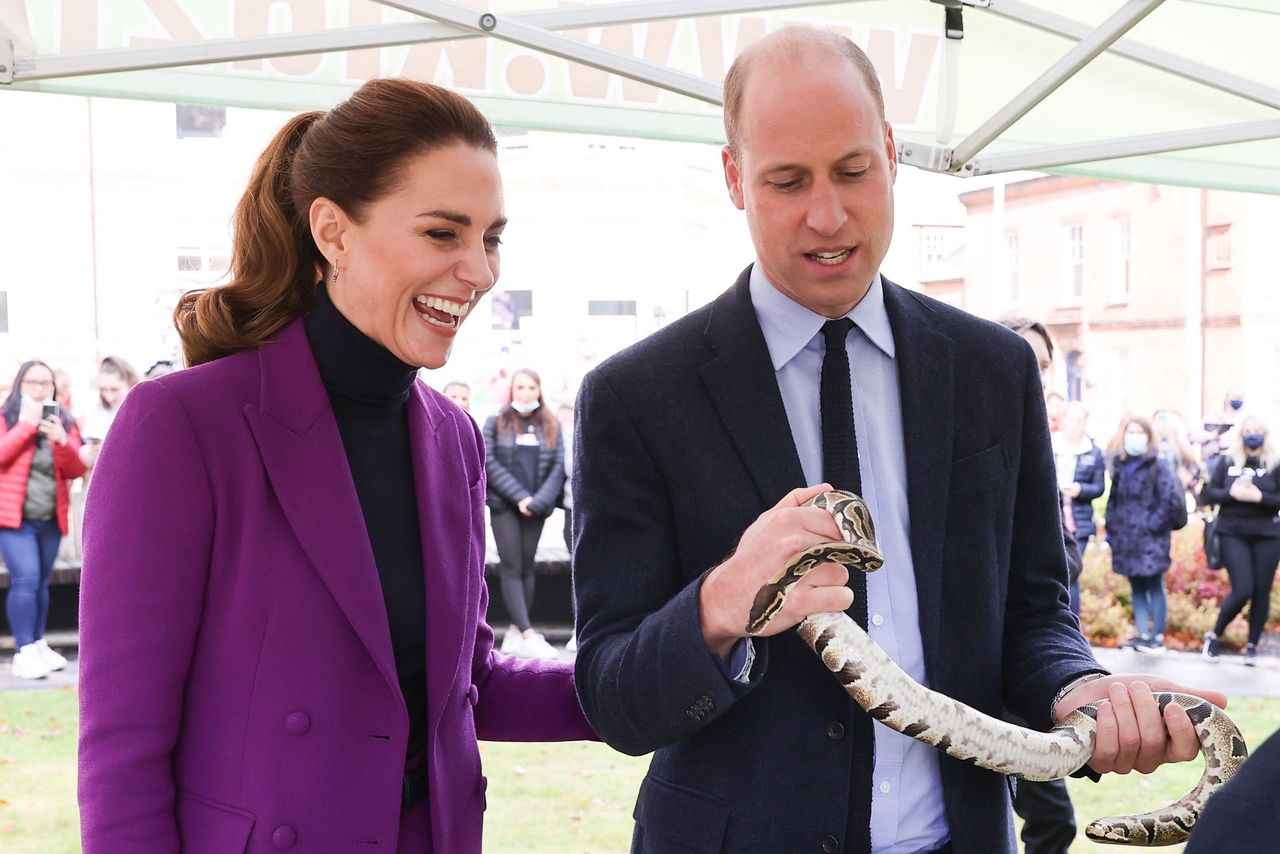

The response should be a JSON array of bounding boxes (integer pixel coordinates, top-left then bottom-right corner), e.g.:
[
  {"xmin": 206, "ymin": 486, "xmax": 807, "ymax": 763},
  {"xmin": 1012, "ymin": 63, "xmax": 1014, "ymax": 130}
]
[
  {"xmin": 1243, "ymin": 433, "xmax": 1265, "ymax": 451},
  {"xmin": 1229, "ymin": 398, "xmax": 1244, "ymax": 410},
  {"xmin": 511, "ymin": 399, "xmax": 540, "ymax": 415},
  {"xmin": 1123, "ymin": 434, "xmax": 1149, "ymax": 457}
]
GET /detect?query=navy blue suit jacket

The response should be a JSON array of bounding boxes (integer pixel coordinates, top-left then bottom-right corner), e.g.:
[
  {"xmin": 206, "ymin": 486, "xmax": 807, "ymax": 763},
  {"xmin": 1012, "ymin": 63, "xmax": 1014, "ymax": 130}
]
[{"xmin": 571, "ymin": 268, "xmax": 1101, "ymax": 854}]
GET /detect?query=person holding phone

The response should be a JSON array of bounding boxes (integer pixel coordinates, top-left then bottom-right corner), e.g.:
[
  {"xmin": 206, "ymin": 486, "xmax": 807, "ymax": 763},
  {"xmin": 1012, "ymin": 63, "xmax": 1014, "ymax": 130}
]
[{"xmin": 0, "ymin": 360, "xmax": 86, "ymax": 679}]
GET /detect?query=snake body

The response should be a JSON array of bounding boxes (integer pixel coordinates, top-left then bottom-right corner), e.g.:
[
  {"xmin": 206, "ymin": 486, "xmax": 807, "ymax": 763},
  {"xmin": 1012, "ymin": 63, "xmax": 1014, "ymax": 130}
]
[{"xmin": 747, "ymin": 490, "xmax": 1248, "ymax": 846}]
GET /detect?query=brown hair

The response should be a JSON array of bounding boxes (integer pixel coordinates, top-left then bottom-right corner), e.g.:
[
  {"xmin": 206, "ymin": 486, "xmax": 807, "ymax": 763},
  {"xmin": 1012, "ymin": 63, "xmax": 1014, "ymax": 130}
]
[
  {"xmin": 723, "ymin": 26, "xmax": 884, "ymax": 155},
  {"xmin": 998, "ymin": 315, "xmax": 1054, "ymax": 362},
  {"xmin": 497, "ymin": 369, "xmax": 558, "ymax": 449},
  {"xmin": 175, "ymin": 79, "xmax": 497, "ymax": 366},
  {"xmin": 1116, "ymin": 414, "xmax": 1155, "ymax": 460}
]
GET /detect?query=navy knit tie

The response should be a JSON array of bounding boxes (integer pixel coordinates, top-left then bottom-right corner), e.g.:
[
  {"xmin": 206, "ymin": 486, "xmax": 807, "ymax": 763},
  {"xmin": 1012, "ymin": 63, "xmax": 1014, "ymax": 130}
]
[{"xmin": 821, "ymin": 317, "xmax": 873, "ymax": 854}]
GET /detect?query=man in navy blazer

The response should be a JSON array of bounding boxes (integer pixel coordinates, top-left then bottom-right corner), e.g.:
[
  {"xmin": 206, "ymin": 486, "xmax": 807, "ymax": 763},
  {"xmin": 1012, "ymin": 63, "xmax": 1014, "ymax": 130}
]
[{"xmin": 572, "ymin": 26, "xmax": 1221, "ymax": 854}]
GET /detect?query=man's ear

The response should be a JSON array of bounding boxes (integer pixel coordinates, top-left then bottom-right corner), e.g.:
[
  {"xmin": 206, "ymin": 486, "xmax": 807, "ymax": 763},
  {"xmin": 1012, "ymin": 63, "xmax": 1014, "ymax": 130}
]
[
  {"xmin": 884, "ymin": 122, "xmax": 898, "ymax": 184},
  {"xmin": 310, "ymin": 197, "xmax": 350, "ymax": 267},
  {"xmin": 722, "ymin": 145, "xmax": 746, "ymax": 211}
]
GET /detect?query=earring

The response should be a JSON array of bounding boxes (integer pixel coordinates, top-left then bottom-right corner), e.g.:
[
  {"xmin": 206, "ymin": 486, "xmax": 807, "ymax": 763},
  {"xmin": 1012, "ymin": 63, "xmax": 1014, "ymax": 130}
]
[{"xmin": 331, "ymin": 264, "xmax": 339, "ymax": 284}]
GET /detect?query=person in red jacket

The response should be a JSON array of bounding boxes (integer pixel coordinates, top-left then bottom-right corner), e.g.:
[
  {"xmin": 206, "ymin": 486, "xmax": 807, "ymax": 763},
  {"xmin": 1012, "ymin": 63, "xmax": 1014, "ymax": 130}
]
[{"xmin": 0, "ymin": 360, "xmax": 86, "ymax": 679}]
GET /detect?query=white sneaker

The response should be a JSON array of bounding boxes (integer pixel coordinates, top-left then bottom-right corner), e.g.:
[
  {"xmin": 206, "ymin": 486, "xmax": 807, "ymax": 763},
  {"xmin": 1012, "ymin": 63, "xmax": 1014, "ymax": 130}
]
[
  {"xmin": 518, "ymin": 633, "xmax": 559, "ymax": 661},
  {"xmin": 33, "ymin": 638, "xmax": 68, "ymax": 672},
  {"xmin": 11, "ymin": 644, "xmax": 53, "ymax": 680},
  {"xmin": 500, "ymin": 627, "xmax": 521, "ymax": 655}
]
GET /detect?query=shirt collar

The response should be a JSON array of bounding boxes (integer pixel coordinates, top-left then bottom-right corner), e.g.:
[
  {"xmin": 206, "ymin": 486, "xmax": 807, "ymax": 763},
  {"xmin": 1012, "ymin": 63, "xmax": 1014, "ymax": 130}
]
[{"xmin": 749, "ymin": 263, "xmax": 896, "ymax": 371}]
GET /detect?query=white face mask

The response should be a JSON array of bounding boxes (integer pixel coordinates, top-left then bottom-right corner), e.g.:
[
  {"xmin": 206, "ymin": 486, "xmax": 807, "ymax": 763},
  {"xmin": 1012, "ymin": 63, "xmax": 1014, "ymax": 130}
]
[
  {"xmin": 1123, "ymin": 434, "xmax": 1149, "ymax": 457},
  {"xmin": 511, "ymin": 399, "xmax": 540, "ymax": 415}
]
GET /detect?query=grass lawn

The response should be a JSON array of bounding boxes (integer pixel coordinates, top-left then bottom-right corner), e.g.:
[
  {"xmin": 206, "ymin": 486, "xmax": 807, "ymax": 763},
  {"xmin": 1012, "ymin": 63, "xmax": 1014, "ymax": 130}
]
[{"xmin": 1, "ymin": 690, "xmax": 1276, "ymax": 853}]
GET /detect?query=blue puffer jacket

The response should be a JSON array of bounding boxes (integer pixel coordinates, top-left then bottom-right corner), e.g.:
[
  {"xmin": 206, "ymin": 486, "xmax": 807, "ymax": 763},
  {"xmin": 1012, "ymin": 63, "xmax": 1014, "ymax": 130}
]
[
  {"xmin": 1062, "ymin": 441, "xmax": 1106, "ymax": 537},
  {"xmin": 1104, "ymin": 452, "xmax": 1187, "ymax": 577}
]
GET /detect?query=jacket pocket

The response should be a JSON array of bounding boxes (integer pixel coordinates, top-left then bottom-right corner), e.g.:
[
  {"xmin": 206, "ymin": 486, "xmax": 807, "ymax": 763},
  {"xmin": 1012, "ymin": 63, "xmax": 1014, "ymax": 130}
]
[
  {"xmin": 952, "ymin": 443, "xmax": 1008, "ymax": 487},
  {"xmin": 633, "ymin": 775, "xmax": 729, "ymax": 854},
  {"xmin": 176, "ymin": 789, "xmax": 255, "ymax": 854}
]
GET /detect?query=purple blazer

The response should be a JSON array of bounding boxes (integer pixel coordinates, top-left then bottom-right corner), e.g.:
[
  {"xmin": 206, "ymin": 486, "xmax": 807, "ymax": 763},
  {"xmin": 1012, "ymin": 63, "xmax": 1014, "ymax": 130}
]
[{"xmin": 78, "ymin": 319, "xmax": 594, "ymax": 853}]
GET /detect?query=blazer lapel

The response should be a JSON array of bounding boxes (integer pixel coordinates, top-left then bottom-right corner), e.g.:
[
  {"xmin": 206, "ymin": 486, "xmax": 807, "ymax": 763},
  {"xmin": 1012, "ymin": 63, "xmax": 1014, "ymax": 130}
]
[
  {"xmin": 883, "ymin": 281, "xmax": 954, "ymax": 673},
  {"xmin": 699, "ymin": 266, "xmax": 806, "ymax": 506},
  {"xmin": 244, "ymin": 321, "xmax": 401, "ymax": 703},
  {"xmin": 406, "ymin": 386, "xmax": 473, "ymax": 736}
]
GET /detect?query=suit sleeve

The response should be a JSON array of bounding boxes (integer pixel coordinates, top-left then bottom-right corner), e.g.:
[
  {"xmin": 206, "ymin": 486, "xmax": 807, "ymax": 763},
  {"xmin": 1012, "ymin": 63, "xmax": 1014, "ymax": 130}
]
[
  {"xmin": 464, "ymin": 413, "xmax": 594, "ymax": 742},
  {"xmin": 77, "ymin": 382, "xmax": 215, "ymax": 852},
  {"xmin": 571, "ymin": 370, "xmax": 764, "ymax": 756},
  {"xmin": 1001, "ymin": 346, "xmax": 1105, "ymax": 731}
]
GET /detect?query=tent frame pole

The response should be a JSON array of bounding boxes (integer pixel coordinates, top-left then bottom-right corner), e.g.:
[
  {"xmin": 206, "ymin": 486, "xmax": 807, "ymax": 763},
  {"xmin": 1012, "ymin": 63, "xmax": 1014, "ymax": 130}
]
[
  {"xmin": 8, "ymin": 0, "xmax": 848, "ymax": 85},
  {"xmin": 948, "ymin": 0, "xmax": 1167, "ymax": 169},
  {"xmin": 970, "ymin": 119, "xmax": 1280, "ymax": 175},
  {"xmin": 988, "ymin": 0, "xmax": 1280, "ymax": 112}
]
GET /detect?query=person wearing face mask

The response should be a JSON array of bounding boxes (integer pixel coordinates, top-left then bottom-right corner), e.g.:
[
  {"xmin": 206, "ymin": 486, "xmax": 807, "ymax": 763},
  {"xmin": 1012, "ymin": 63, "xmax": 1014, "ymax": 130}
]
[
  {"xmin": 1203, "ymin": 388, "xmax": 1246, "ymax": 445},
  {"xmin": 483, "ymin": 368, "xmax": 565, "ymax": 660},
  {"xmin": 1105, "ymin": 415, "xmax": 1188, "ymax": 652},
  {"xmin": 1199, "ymin": 415, "xmax": 1280, "ymax": 665},
  {"xmin": 0, "ymin": 361, "xmax": 87, "ymax": 679}
]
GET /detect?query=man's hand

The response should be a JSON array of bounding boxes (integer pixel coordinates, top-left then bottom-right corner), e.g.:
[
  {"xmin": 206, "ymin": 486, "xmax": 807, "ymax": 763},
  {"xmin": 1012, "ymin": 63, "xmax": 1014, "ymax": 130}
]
[
  {"xmin": 699, "ymin": 484, "xmax": 853, "ymax": 659},
  {"xmin": 1053, "ymin": 676, "xmax": 1227, "ymax": 775}
]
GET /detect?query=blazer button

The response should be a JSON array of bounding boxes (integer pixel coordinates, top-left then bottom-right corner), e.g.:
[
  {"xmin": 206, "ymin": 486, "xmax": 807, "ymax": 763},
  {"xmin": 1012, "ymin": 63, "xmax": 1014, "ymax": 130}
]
[
  {"xmin": 821, "ymin": 834, "xmax": 840, "ymax": 853},
  {"xmin": 468, "ymin": 684, "xmax": 479, "ymax": 706},
  {"xmin": 272, "ymin": 825, "xmax": 297, "ymax": 850},
  {"xmin": 284, "ymin": 712, "xmax": 310, "ymax": 736},
  {"xmin": 826, "ymin": 721, "xmax": 845, "ymax": 740}
]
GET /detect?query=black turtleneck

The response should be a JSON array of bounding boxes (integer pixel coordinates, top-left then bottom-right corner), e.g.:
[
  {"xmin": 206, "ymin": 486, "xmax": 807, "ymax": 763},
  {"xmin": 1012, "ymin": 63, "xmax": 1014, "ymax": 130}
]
[{"xmin": 305, "ymin": 284, "xmax": 428, "ymax": 762}]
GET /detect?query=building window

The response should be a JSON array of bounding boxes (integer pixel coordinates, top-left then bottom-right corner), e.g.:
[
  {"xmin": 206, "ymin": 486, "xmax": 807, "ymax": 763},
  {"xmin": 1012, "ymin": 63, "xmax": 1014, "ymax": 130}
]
[
  {"xmin": 1064, "ymin": 224, "xmax": 1084, "ymax": 302},
  {"xmin": 1110, "ymin": 217, "xmax": 1130, "ymax": 302},
  {"xmin": 587, "ymin": 300, "xmax": 636, "ymax": 316},
  {"xmin": 0, "ymin": 291, "xmax": 8, "ymax": 334},
  {"xmin": 1066, "ymin": 350, "xmax": 1082, "ymax": 401},
  {"xmin": 1005, "ymin": 231, "xmax": 1019, "ymax": 303},
  {"xmin": 1207, "ymin": 224, "xmax": 1231, "ymax": 269},
  {"xmin": 492, "ymin": 289, "xmax": 533, "ymax": 330},
  {"xmin": 923, "ymin": 228, "xmax": 946, "ymax": 265}
]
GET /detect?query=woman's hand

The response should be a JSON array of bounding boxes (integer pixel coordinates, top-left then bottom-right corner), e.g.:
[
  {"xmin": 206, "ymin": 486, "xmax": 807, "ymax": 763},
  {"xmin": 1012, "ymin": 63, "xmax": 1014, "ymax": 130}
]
[
  {"xmin": 1229, "ymin": 478, "xmax": 1262, "ymax": 503},
  {"xmin": 517, "ymin": 497, "xmax": 534, "ymax": 517},
  {"xmin": 19, "ymin": 399, "xmax": 43, "ymax": 426},
  {"xmin": 1063, "ymin": 482, "xmax": 1082, "ymax": 499},
  {"xmin": 38, "ymin": 415, "xmax": 68, "ymax": 446}
]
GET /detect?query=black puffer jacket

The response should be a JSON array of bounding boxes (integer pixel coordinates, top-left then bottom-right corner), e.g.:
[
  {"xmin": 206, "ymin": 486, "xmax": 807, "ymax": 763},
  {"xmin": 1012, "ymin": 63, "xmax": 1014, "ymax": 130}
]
[{"xmin": 1105, "ymin": 452, "xmax": 1187, "ymax": 577}]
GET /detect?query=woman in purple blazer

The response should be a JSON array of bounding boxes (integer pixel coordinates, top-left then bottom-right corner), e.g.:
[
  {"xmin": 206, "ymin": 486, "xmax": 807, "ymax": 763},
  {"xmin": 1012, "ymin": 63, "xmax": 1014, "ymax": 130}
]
[{"xmin": 78, "ymin": 79, "xmax": 595, "ymax": 854}]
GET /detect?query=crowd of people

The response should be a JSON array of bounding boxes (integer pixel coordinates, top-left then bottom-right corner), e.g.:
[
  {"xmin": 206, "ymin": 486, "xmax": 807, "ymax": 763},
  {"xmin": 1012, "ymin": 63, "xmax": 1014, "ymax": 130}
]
[{"xmin": 0, "ymin": 355, "xmax": 152, "ymax": 679}]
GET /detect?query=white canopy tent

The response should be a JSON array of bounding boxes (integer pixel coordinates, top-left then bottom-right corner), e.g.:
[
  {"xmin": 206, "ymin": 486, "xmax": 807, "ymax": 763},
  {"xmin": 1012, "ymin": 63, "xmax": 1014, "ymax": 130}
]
[{"xmin": 1, "ymin": 0, "xmax": 1278, "ymax": 194}]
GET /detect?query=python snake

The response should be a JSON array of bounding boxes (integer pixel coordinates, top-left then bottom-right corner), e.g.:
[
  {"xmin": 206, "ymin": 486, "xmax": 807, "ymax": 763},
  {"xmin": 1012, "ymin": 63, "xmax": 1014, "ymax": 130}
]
[{"xmin": 746, "ymin": 490, "xmax": 1247, "ymax": 846}]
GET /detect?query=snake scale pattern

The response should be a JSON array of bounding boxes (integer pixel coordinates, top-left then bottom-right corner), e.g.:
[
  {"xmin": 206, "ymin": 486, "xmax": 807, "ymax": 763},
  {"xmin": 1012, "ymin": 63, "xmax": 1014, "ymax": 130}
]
[{"xmin": 746, "ymin": 490, "xmax": 1249, "ymax": 846}]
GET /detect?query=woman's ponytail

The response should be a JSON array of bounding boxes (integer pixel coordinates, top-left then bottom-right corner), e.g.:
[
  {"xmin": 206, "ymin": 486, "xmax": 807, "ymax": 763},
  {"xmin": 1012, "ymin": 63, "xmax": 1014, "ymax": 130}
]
[{"xmin": 174, "ymin": 111, "xmax": 325, "ymax": 367}]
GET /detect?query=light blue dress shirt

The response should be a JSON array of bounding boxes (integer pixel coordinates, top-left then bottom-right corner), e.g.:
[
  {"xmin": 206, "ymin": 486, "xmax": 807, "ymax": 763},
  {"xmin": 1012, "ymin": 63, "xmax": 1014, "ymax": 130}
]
[{"xmin": 749, "ymin": 264, "xmax": 951, "ymax": 854}]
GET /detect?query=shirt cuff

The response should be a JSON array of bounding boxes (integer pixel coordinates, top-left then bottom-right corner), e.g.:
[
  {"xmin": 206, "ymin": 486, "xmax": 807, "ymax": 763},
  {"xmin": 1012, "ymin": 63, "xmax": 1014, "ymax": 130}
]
[{"xmin": 718, "ymin": 637, "xmax": 756, "ymax": 684}]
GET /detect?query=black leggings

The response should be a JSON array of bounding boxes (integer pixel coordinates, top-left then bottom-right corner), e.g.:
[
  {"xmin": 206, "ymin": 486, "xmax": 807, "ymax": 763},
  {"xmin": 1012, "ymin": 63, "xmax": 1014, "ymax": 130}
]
[
  {"xmin": 491, "ymin": 507, "xmax": 546, "ymax": 632},
  {"xmin": 1212, "ymin": 533, "xmax": 1280, "ymax": 644}
]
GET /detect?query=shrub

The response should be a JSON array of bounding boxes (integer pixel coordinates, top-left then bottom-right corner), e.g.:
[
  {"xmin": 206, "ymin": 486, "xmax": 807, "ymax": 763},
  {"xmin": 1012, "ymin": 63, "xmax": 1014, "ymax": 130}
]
[{"xmin": 1078, "ymin": 516, "xmax": 1277, "ymax": 651}]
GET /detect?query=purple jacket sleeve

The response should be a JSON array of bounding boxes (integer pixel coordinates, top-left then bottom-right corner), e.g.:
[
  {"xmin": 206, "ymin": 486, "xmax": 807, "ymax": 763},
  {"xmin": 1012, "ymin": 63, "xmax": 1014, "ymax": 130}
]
[
  {"xmin": 463, "ymin": 413, "xmax": 595, "ymax": 742},
  {"xmin": 78, "ymin": 381, "xmax": 215, "ymax": 852}
]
